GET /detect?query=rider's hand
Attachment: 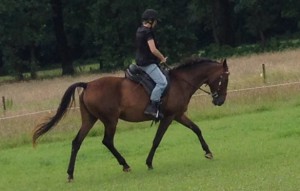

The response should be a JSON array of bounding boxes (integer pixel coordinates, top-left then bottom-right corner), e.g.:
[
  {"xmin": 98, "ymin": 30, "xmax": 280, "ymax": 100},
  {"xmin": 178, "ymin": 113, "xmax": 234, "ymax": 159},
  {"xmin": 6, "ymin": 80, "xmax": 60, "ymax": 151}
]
[{"xmin": 160, "ymin": 57, "xmax": 168, "ymax": 64}]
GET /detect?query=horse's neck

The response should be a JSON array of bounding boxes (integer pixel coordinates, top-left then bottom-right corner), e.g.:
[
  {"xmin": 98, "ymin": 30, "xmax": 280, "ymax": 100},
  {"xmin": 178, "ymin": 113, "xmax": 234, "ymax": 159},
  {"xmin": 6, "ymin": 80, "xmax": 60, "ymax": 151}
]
[
  {"xmin": 171, "ymin": 67, "xmax": 208, "ymax": 96},
  {"xmin": 178, "ymin": 65, "xmax": 209, "ymax": 83}
]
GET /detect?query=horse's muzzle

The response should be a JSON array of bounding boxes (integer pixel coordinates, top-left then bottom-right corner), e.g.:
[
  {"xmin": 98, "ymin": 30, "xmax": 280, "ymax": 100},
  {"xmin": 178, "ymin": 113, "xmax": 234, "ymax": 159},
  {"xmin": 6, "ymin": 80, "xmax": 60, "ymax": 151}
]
[{"xmin": 212, "ymin": 96, "xmax": 225, "ymax": 106}]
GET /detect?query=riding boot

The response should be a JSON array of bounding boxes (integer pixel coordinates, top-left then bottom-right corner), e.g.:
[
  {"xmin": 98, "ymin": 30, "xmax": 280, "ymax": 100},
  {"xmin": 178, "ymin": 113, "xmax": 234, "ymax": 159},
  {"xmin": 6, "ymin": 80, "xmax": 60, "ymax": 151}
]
[{"xmin": 144, "ymin": 101, "xmax": 164, "ymax": 119}]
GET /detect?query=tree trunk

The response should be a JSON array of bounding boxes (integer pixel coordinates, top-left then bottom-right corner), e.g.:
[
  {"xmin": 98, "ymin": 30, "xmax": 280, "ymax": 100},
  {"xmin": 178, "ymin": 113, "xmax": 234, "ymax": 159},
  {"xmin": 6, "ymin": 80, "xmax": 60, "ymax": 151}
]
[
  {"xmin": 211, "ymin": 0, "xmax": 234, "ymax": 46},
  {"xmin": 50, "ymin": 0, "xmax": 74, "ymax": 75},
  {"xmin": 30, "ymin": 43, "xmax": 37, "ymax": 79},
  {"xmin": 259, "ymin": 30, "xmax": 266, "ymax": 47},
  {"xmin": 0, "ymin": 49, "xmax": 3, "ymax": 75}
]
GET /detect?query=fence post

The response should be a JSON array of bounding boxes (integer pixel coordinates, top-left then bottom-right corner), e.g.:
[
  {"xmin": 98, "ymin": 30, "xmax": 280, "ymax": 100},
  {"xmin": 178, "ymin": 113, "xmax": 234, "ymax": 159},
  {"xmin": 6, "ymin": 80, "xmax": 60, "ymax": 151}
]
[
  {"xmin": 262, "ymin": 64, "xmax": 266, "ymax": 83},
  {"xmin": 2, "ymin": 96, "xmax": 6, "ymax": 111}
]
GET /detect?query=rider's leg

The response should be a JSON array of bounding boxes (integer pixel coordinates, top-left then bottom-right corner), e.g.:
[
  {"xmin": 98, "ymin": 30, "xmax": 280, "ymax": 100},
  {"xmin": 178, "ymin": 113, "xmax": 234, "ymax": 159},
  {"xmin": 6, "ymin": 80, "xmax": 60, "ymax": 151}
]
[{"xmin": 139, "ymin": 64, "xmax": 167, "ymax": 118}]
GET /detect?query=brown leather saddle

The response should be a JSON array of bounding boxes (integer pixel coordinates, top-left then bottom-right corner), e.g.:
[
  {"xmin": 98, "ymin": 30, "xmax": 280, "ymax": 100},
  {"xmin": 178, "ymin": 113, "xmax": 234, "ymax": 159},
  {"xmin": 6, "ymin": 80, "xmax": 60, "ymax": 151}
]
[{"xmin": 125, "ymin": 64, "xmax": 170, "ymax": 96}]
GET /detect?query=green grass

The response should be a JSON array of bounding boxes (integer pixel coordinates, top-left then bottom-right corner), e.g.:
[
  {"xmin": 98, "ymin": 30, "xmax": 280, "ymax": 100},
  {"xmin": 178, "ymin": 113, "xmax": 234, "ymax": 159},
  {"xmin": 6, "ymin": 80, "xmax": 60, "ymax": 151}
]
[
  {"xmin": 1, "ymin": 49, "xmax": 300, "ymax": 190},
  {"xmin": 0, "ymin": 100, "xmax": 299, "ymax": 191}
]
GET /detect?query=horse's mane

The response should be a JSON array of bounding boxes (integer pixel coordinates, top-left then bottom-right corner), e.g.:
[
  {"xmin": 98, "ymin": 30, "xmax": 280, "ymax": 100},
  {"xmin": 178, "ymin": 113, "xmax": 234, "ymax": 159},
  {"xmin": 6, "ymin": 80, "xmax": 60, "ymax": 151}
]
[{"xmin": 171, "ymin": 57, "xmax": 216, "ymax": 71}]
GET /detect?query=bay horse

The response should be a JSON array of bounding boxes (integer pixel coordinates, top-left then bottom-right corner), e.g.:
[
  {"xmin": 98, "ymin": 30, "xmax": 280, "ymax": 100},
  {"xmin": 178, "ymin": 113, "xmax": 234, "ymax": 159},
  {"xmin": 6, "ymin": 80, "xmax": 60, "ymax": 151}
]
[{"xmin": 32, "ymin": 57, "xmax": 229, "ymax": 181}]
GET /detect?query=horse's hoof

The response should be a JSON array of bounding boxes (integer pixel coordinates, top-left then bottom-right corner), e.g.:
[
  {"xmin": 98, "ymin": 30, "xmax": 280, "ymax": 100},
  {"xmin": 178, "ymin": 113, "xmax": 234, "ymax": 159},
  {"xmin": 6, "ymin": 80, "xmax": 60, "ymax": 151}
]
[
  {"xmin": 123, "ymin": 167, "xmax": 131, "ymax": 172},
  {"xmin": 148, "ymin": 165, "xmax": 154, "ymax": 170},
  {"xmin": 67, "ymin": 176, "xmax": 74, "ymax": 183},
  {"xmin": 205, "ymin": 153, "xmax": 213, "ymax": 159}
]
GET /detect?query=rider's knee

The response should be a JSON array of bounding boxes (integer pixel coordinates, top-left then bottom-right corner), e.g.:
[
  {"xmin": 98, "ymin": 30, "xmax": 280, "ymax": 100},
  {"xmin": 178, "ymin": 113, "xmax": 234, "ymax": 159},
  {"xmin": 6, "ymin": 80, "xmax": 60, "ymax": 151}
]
[
  {"xmin": 157, "ymin": 82, "xmax": 167, "ymax": 91},
  {"xmin": 159, "ymin": 76, "xmax": 168, "ymax": 88}
]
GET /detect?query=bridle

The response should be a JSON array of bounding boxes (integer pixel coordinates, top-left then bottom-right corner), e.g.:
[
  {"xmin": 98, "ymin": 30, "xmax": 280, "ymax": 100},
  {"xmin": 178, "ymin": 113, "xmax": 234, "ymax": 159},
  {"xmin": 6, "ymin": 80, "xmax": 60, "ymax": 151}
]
[
  {"xmin": 199, "ymin": 71, "xmax": 229, "ymax": 98},
  {"xmin": 174, "ymin": 72, "xmax": 228, "ymax": 99},
  {"xmin": 161, "ymin": 62, "xmax": 229, "ymax": 99}
]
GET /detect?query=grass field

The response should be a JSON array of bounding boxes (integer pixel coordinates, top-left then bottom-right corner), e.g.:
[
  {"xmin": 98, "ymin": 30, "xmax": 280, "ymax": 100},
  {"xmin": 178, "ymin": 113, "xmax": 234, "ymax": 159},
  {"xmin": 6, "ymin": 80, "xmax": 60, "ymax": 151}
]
[
  {"xmin": 0, "ymin": 97, "xmax": 300, "ymax": 191},
  {"xmin": 1, "ymin": 49, "xmax": 300, "ymax": 190}
]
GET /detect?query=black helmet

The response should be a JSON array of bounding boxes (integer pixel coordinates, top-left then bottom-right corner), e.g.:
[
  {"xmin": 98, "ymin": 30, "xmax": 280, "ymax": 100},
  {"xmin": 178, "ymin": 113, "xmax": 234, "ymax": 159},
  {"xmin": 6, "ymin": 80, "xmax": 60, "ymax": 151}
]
[{"xmin": 142, "ymin": 9, "xmax": 159, "ymax": 21}]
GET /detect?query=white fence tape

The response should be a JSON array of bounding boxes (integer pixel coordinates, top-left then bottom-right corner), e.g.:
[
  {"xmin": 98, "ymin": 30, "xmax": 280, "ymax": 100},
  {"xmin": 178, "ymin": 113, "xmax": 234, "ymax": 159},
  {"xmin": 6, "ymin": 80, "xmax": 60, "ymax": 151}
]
[
  {"xmin": 1, "ymin": 81, "xmax": 300, "ymax": 121},
  {"xmin": 193, "ymin": 81, "xmax": 300, "ymax": 97},
  {"xmin": 0, "ymin": 107, "xmax": 79, "ymax": 121}
]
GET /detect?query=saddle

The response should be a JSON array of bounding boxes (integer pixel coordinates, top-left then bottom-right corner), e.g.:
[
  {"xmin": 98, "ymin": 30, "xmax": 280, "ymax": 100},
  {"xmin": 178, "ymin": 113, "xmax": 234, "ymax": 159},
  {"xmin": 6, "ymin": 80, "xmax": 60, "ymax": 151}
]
[{"xmin": 125, "ymin": 64, "xmax": 170, "ymax": 96}]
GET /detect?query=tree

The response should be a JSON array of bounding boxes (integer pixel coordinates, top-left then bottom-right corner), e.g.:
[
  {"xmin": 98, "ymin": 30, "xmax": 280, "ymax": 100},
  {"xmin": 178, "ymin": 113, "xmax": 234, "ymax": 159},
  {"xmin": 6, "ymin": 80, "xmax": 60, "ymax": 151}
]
[
  {"xmin": 188, "ymin": 0, "xmax": 234, "ymax": 47},
  {"xmin": 156, "ymin": 0, "xmax": 199, "ymax": 61},
  {"xmin": 0, "ymin": 50, "xmax": 3, "ymax": 74},
  {"xmin": 1, "ymin": 0, "xmax": 300, "ymax": 78},
  {"xmin": 0, "ymin": 0, "xmax": 50, "ymax": 79},
  {"xmin": 211, "ymin": 0, "xmax": 235, "ymax": 46},
  {"xmin": 50, "ymin": 0, "xmax": 74, "ymax": 75},
  {"xmin": 89, "ymin": 0, "xmax": 140, "ymax": 70},
  {"xmin": 234, "ymin": 0, "xmax": 285, "ymax": 46}
]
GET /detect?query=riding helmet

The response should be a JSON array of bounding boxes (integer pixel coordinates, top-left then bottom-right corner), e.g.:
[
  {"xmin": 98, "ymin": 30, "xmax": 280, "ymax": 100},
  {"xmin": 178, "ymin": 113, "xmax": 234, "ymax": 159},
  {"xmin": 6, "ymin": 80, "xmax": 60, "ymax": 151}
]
[{"xmin": 142, "ymin": 9, "xmax": 159, "ymax": 21}]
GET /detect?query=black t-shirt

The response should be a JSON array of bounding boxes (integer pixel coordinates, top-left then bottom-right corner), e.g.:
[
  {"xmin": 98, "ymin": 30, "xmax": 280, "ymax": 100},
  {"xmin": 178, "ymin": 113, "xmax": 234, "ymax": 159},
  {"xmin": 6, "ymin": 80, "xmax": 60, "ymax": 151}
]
[{"xmin": 135, "ymin": 26, "xmax": 159, "ymax": 66}]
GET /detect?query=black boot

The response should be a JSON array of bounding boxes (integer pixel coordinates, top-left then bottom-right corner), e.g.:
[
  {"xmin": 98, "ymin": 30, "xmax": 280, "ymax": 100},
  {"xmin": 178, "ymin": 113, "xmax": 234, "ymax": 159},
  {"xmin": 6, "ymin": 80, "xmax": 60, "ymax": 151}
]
[{"xmin": 144, "ymin": 101, "xmax": 164, "ymax": 119}]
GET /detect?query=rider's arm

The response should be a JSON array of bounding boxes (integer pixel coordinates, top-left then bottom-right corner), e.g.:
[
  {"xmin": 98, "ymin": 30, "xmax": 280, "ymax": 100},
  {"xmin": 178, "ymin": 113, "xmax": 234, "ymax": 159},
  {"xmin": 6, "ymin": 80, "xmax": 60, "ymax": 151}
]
[{"xmin": 147, "ymin": 39, "xmax": 167, "ymax": 63}]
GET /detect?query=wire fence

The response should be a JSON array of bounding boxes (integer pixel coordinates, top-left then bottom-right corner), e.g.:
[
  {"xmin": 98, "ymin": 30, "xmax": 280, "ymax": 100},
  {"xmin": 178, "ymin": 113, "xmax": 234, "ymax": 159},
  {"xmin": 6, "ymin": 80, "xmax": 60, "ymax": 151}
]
[{"xmin": 1, "ymin": 81, "xmax": 300, "ymax": 121}]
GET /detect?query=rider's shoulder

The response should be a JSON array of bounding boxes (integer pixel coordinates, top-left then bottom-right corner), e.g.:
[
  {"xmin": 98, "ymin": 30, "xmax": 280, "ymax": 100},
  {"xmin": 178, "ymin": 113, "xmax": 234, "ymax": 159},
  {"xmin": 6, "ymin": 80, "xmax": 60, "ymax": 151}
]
[{"xmin": 138, "ymin": 26, "xmax": 152, "ymax": 34}]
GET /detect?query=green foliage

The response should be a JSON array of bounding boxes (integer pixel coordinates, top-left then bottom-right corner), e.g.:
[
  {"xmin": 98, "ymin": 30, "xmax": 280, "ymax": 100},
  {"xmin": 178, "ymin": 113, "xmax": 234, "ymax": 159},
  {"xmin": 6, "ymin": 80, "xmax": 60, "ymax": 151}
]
[
  {"xmin": 0, "ymin": 0, "xmax": 300, "ymax": 77},
  {"xmin": 0, "ymin": 0, "xmax": 51, "ymax": 78},
  {"xmin": 199, "ymin": 37, "xmax": 300, "ymax": 59}
]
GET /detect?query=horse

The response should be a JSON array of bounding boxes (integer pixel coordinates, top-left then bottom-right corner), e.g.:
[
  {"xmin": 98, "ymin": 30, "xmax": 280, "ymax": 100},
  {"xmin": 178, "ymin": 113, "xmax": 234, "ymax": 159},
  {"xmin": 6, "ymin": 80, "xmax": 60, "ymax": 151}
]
[{"xmin": 32, "ymin": 57, "xmax": 230, "ymax": 181}]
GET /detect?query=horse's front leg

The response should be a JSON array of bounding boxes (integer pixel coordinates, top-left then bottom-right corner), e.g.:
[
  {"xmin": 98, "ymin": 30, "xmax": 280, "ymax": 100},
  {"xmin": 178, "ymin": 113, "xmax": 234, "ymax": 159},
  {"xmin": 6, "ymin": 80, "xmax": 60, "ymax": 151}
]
[
  {"xmin": 146, "ymin": 117, "xmax": 173, "ymax": 169},
  {"xmin": 175, "ymin": 114, "xmax": 213, "ymax": 159}
]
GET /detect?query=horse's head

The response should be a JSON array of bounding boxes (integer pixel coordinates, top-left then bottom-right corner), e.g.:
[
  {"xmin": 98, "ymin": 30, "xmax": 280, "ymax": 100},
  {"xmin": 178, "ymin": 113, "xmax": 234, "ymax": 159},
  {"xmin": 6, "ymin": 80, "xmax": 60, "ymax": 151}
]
[
  {"xmin": 171, "ymin": 57, "xmax": 229, "ymax": 106},
  {"xmin": 206, "ymin": 59, "xmax": 230, "ymax": 106}
]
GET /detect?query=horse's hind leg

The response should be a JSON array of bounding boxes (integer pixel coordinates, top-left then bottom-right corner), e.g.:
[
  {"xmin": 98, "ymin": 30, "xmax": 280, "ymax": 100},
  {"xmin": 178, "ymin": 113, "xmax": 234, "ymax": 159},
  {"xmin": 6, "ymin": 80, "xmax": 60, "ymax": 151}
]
[
  {"xmin": 175, "ymin": 114, "xmax": 213, "ymax": 159},
  {"xmin": 67, "ymin": 103, "xmax": 97, "ymax": 182},
  {"xmin": 102, "ymin": 119, "xmax": 130, "ymax": 172}
]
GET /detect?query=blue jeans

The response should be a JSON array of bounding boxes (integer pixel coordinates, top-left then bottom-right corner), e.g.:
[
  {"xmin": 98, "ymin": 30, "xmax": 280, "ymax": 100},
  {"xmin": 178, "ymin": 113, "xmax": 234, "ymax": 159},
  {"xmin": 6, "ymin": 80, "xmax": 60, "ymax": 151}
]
[{"xmin": 139, "ymin": 64, "xmax": 168, "ymax": 102}]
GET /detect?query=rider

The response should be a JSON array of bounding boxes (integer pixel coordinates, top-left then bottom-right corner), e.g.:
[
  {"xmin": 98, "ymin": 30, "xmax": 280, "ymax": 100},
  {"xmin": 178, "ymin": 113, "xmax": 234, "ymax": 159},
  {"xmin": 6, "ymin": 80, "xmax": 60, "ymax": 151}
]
[{"xmin": 135, "ymin": 9, "xmax": 168, "ymax": 119}]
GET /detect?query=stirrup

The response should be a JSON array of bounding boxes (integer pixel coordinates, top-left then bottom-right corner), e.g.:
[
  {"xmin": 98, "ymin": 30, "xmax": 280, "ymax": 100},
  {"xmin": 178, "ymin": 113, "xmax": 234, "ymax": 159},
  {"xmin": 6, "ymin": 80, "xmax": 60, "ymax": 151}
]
[
  {"xmin": 144, "ymin": 109, "xmax": 163, "ymax": 119},
  {"xmin": 156, "ymin": 110, "xmax": 164, "ymax": 119}
]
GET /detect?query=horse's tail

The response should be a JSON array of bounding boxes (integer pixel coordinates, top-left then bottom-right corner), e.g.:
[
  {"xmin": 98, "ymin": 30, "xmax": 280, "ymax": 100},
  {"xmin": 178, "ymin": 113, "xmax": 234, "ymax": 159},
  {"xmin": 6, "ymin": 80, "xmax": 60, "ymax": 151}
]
[{"xmin": 32, "ymin": 82, "xmax": 87, "ymax": 146}]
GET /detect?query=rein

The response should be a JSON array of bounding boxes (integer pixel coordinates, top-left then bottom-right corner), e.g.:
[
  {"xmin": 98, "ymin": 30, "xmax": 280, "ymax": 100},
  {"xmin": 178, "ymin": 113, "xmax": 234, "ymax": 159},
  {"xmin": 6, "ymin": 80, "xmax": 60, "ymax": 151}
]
[
  {"xmin": 161, "ymin": 62, "xmax": 212, "ymax": 96},
  {"xmin": 176, "ymin": 73, "xmax": 226, "ymax": 98},
  {"xmin": 199, "ymin": 87, "xmax": 212, "ymax": 95},
  {"xmin": 161, "ymin": 62, "xmax": 227, "ymax": 98},
  {"xmin": 174, "ymin": 73, "xmax": 212, "ymax": 96}
]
